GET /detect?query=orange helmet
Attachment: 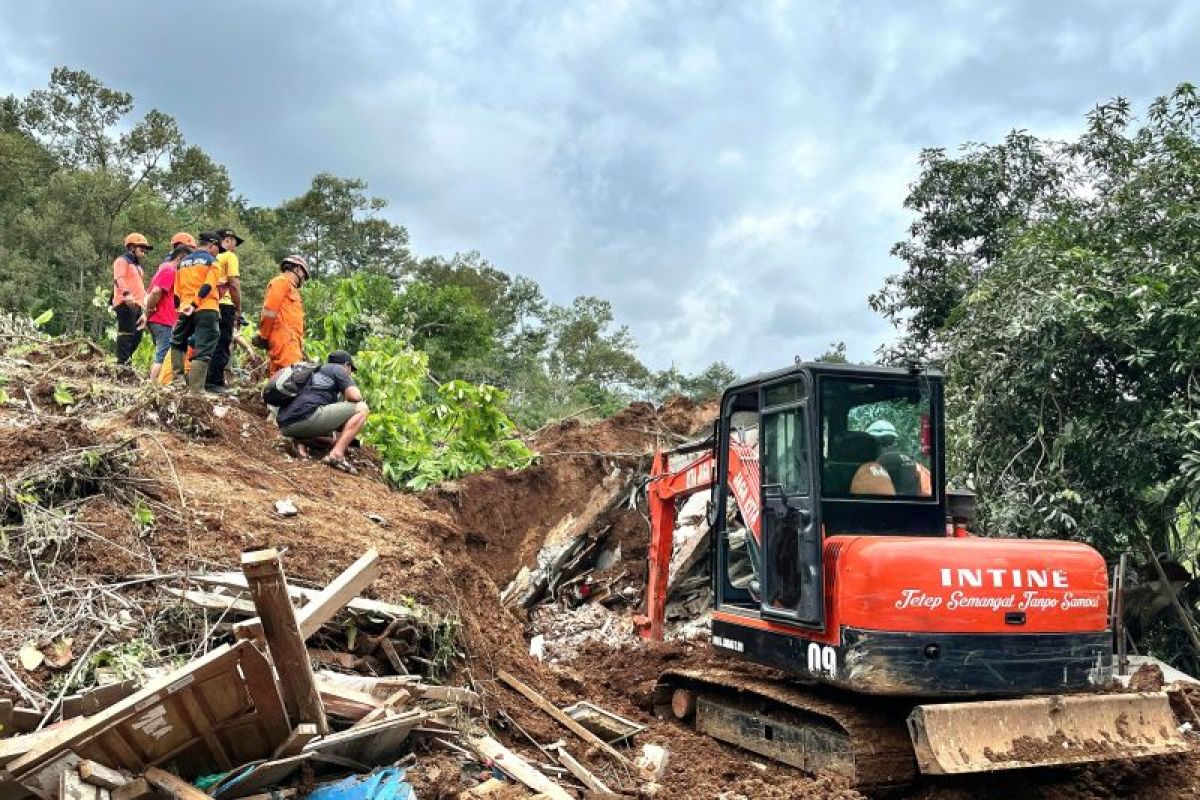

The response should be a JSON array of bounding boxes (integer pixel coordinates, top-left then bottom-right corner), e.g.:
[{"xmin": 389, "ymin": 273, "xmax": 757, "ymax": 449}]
[
  {"xmin": 169, "ymin": 232, "xmax": 197, "ymax": 249},
  {"xmin": 123, "ymin": 233, "xmax": 152, "ymax": 249}
]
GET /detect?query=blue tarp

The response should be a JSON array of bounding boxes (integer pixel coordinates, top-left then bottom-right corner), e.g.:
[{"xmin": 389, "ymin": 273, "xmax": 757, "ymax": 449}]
[{"xmin": 307, "ymin": 767, "xmax": 415, "ymax": 800}]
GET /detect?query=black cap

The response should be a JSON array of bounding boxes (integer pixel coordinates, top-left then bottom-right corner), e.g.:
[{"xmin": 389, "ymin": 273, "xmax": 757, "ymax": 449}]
[
  {"xmin": 198, "ymin": 231, "xmax": 222, "ymax": 245},
  {"xmin": 215, "ymin": 228, "xmax": 245, "ymax": 246},
  {"xmin": 327, "ymin": 350, "xmax": 355, "ymax": 371}
]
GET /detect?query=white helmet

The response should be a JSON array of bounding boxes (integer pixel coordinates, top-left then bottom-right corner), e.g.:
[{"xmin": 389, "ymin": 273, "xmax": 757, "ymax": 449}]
[{"xmin": 866, "ymin": 419, "xmax": 897, "ymax": 440}]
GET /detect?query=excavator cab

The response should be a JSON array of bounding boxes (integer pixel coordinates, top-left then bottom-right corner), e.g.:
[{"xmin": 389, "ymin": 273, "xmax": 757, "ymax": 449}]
[{"xmin": 712, "ymin": 363, "xmax": 945, "ymax": 628}]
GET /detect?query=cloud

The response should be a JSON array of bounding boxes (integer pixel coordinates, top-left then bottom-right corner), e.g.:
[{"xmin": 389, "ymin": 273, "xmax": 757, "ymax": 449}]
[{"xmin": 0, "ymin": 0, "xmax": 1196, "ymax": 376}]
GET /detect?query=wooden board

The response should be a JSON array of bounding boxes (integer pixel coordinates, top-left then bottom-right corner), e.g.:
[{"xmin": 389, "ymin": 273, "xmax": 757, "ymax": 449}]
[
  {"xmin": 302, "ymin": 713, "xmax": 425, "ymax": 767},
  {"xmin": 77, "ymin": 761, "xmax": 129, "ymax": 790},
  {"xmin": 241, "ymin": 550, "xmax": 329, "ymax": 735},
  {"xmin": 183, "ymin": 573, "xmax": 435, "ymax": 625},
  {"xmin": 144, "ymin": 767, "xmax": 209, "ymax": 800},
  {"xmin": 468, "ymin": 736, "xmax": 570, "ymax": 800},
  {"xmin": 496, "ymin": 671, "xmax": 634, "ymax": 769},
  {"xmin": 270, "ymin": 725, "xmax": 319, "ymax": 759},
  {"xmin": 555, "ymin": 747, "xmax": 615, "ymax": 796},
  {"xmin": 210, "ymin": 753, "xmax": 311, "ymax": 800},
  {"xmin": 8, "ymin": 643, "xmax": 290, "ymax": 800},
  {"xmin": 162, "ymin": 588, "xmax": 258, "ymax": 617}
]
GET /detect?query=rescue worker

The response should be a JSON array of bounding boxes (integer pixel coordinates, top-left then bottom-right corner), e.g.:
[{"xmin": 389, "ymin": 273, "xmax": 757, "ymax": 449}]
[
  {"xmin": 255, "ymin": 255, "xmax": 309, "ymax": 375},
  {"xmin": 112, "ymin": 233, "xmax": 152, "ymax": 366},
  {"xmin": 866, "ymin": 419, "xmax": 932, "ymax": 496},
  {"xmin": 169, "ymin": 231, "xmax": 222, "ymax": 393},
  {"xmin": 208, "ymin": 228, "xmax": 244, "ymax": 393},
  {"xmin": 139, "ymin": 232, "xmax": 195, "ymax": 383},
  {"xmin": 275, "ymin": 350, "xmax": 369, "ymax": 473}
]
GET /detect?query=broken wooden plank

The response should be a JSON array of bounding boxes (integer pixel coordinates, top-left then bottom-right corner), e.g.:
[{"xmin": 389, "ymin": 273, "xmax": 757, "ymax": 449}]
[
  {"xmin": 379, "ymin": 638, "xmax": 407, "ymax": 674},
  {"xmin": 412, "ymin": 684, "xmax": 481, "ymax": 708},
  {"xmin": 554, "ymin": 747, "xmax": 615, "ymax": 796},
  {"xmin": 296, "ymin": 550, "xmax": 380, "ymax": 637},
  {"xmin": 59, "ymin": 766, "xmax": 103, "ymax": 800},
  {"xmin": 9, "ymin": 643, "xmax": 289, "ymax": 799},
  {"xmin": 468, "ymin": 736, "xmax": 570, "ymax": 800},
  {"xmin": 143, "ymin": 767, "xmax": 210, "ymax": 800},
  {"xmin": 350, "ymin": 689, "xmax": 412, "ymax": 730},
  {"xmin": 210, "ymin": 753, "xmax": 311, "ymax": 800},
  {"xmin": 496, "ymin": 671, "xmax": 633, "ymax": 769},
  {"xmin": 78, "ymin": 761, "xmax": 130, "ymax": 790},
  {"xmin": 302, "ymin": 712, "xmax": 426, "ymax": 767},
  {"xmin": 162, "ymin": 587, "xmax": 258, "ymax": 617},
  {"xmin": 306, "ymin": 648, "xmax": 359, "ymax": 671},
  {"xmin": 185, "ymin": 572, "xmax": 434, "ymax": 624},
  {"xmin": 270, "ymin": 724, "xmax": 319, "ymax": 759},
  {"xmin": 232, "ymin": 550, "xmax": 381, "ymax": 643},
  {"xmin": 0, "ymin": 726, "xmax": 62, "ymax": 768},
  {"xmin": 110, "ymin": 778, "xmax": 153, "ymax": 800},
  {"xmin": 241, "ymin": 549, "xmax": 330, "ymax": 735}
]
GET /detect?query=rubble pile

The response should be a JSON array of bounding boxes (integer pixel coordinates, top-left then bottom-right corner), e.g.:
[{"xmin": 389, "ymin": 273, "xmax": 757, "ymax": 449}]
[{"xmin": 4, "ymin": 340, "xmax": 1200, "ymax": 799}]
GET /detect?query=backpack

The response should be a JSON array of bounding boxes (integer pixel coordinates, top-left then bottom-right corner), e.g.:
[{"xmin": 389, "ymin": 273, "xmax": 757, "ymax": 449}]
[{"xmin": 263, "ymin": 362, "xmax": 317, "ymax": 407}]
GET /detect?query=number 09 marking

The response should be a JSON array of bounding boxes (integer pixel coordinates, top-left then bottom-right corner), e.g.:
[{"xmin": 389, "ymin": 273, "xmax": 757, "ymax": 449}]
[{"xmin": 807, "ymin": 643, "xmax": 837, "ymax": 676}]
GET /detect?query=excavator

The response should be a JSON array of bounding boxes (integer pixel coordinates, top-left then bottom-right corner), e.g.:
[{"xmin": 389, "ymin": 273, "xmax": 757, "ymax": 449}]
[{"xmin": 636, "ymin": 360, "xmax": 1190, "ymax": 791}]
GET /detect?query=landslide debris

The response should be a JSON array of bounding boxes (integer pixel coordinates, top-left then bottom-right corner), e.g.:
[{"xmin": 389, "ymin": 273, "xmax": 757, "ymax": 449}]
[{"xmin": 1, "ymin": 341, "xmax": 1198, "ymax": 799}]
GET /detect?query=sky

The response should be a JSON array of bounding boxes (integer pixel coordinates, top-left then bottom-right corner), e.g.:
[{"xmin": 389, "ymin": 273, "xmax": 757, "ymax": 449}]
[{"xmin": 0, "ymin": 1, "xmax": 1196, "ymax": 374}]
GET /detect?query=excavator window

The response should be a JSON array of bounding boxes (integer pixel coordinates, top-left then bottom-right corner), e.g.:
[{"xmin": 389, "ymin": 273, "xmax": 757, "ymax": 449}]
[{"xmin": 819, "ymin": 376, "xmax": 934, "ymax": 500}]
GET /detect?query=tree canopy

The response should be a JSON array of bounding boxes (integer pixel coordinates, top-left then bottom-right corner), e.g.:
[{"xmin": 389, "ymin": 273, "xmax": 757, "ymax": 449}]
[{"xmin": 0, "ymin": 67, "xmax": 736, "ymax": 448}]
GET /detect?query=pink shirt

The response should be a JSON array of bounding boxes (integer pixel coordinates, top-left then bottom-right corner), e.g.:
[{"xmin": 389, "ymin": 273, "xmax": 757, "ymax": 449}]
[{"xmin": 147, "ymin": 262, "xmax": 178, "ymax": 327}]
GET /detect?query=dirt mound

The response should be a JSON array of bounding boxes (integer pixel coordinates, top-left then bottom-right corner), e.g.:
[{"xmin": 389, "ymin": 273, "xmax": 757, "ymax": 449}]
[{"xmin": 424, "ymin": 396, "xmax": 715, "ymax": 588}]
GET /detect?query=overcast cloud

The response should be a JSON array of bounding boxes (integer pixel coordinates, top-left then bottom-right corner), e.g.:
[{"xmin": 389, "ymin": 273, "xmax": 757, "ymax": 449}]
[{"xmin": 0, "ymin": 1, "xmax": 1196, "ymax": 373}]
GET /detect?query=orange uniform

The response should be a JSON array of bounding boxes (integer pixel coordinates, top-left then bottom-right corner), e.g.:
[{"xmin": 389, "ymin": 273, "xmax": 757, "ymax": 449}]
[
  {"xmin": 173, "ymin": 251, "xmax": 221, "ymax": 311},
  {"xmin": 259, "ymin": 273, "xmax": 305, "ymax": 374},
  {"xmin": 111, "ymin": 254, "xmax": 145, "ymax": 307}
]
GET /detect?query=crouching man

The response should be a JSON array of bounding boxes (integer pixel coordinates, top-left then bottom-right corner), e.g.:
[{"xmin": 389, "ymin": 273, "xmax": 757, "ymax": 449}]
[{"xmin": 275, "ymin": 350, "xmax": 368, "ymax": 473}]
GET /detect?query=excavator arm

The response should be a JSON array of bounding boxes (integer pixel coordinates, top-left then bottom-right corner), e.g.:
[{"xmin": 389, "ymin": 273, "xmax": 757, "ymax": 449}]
[{"xmin": 638, "ymin": 439, "xmax": 760, "ymax": 640}]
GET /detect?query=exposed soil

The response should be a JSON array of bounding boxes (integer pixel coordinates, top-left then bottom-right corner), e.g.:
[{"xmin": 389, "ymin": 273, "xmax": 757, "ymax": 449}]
[{"xmin": 1, "ymin": 345, "xmax": 1198, "ymax": 798}]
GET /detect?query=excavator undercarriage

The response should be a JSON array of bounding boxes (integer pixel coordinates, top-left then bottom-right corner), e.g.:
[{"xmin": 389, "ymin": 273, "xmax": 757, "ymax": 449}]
[{"xmin": 654, "ymin": 669, "xmax": 1188, "ymax": 791}]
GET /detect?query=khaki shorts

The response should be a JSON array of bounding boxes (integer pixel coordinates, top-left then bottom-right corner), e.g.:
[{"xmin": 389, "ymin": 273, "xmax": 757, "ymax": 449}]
[{"xmin": 280, "ymin": 402, "xmax": 358, "ymax": 439}]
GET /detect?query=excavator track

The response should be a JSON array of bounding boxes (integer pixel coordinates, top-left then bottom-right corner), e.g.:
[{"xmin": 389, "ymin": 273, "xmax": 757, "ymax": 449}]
[{"xmin": 654, "ymin": 668, "xmax": 917, "ymax": 792}]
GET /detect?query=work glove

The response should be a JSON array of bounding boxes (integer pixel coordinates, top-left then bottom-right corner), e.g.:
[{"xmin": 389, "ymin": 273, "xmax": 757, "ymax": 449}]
[
  {"xmin": 251, "ymin": 334, "xmax": 268, "ymax": 349},
  {"xmin": 236, "ymin": 314, "xmax": 249, "ymax": 328}
]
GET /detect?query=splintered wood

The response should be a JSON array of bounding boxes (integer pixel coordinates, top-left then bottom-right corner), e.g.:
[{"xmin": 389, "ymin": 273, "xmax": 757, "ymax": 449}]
[
  {"xmin": 241, "ymin": 549, "xmax": 330, "ymax": 735},
  {"xmin": 8, "ymin": 643, "xmax": 289, "ymax": 799}
]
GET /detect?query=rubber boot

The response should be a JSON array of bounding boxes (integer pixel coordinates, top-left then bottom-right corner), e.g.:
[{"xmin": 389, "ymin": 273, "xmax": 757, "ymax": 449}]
[
  {"xmin": 170, "ymin": 349, "xmax": 185, "ymax": 384},
  {"xmin": 187, "ymin": 360, "xmax": 210, "ymax": 395}
]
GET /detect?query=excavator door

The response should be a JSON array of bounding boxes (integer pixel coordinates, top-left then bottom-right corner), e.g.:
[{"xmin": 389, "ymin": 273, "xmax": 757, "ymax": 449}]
[{"xmin": 758, "ymin": 376, "xmax": 823, "ymax": 626}]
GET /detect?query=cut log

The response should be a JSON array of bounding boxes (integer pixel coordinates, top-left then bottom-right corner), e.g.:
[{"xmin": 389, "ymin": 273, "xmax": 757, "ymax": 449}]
[
  {"xmin": 241, "ymin": 549, "xmax": 330, "ymax": 735},
  {"xmin": 496, "ymin": 671, "xmax": 634, "ymax": 769},
  {"xmin": 468, "ymin": 736, "xmax": 570, "ymax": 800}
]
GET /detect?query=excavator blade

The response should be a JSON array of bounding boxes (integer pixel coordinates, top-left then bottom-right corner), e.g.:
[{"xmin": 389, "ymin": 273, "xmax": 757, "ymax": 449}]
[{"xmin": 908, "ymin": 692, "xmax": 1190, "ymax": 775}]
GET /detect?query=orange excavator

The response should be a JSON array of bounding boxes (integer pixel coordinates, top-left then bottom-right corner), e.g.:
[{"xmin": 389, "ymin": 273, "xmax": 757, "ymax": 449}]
[{"xmin": 637, "ymin": 361, "xmax": 1189, "ymax": 790}]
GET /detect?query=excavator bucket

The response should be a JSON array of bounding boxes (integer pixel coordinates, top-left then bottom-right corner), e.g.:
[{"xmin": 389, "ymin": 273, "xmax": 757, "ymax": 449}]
[{"xmin": 908, "ymin": 692, "xmax": 1190, "ymax": 775}]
